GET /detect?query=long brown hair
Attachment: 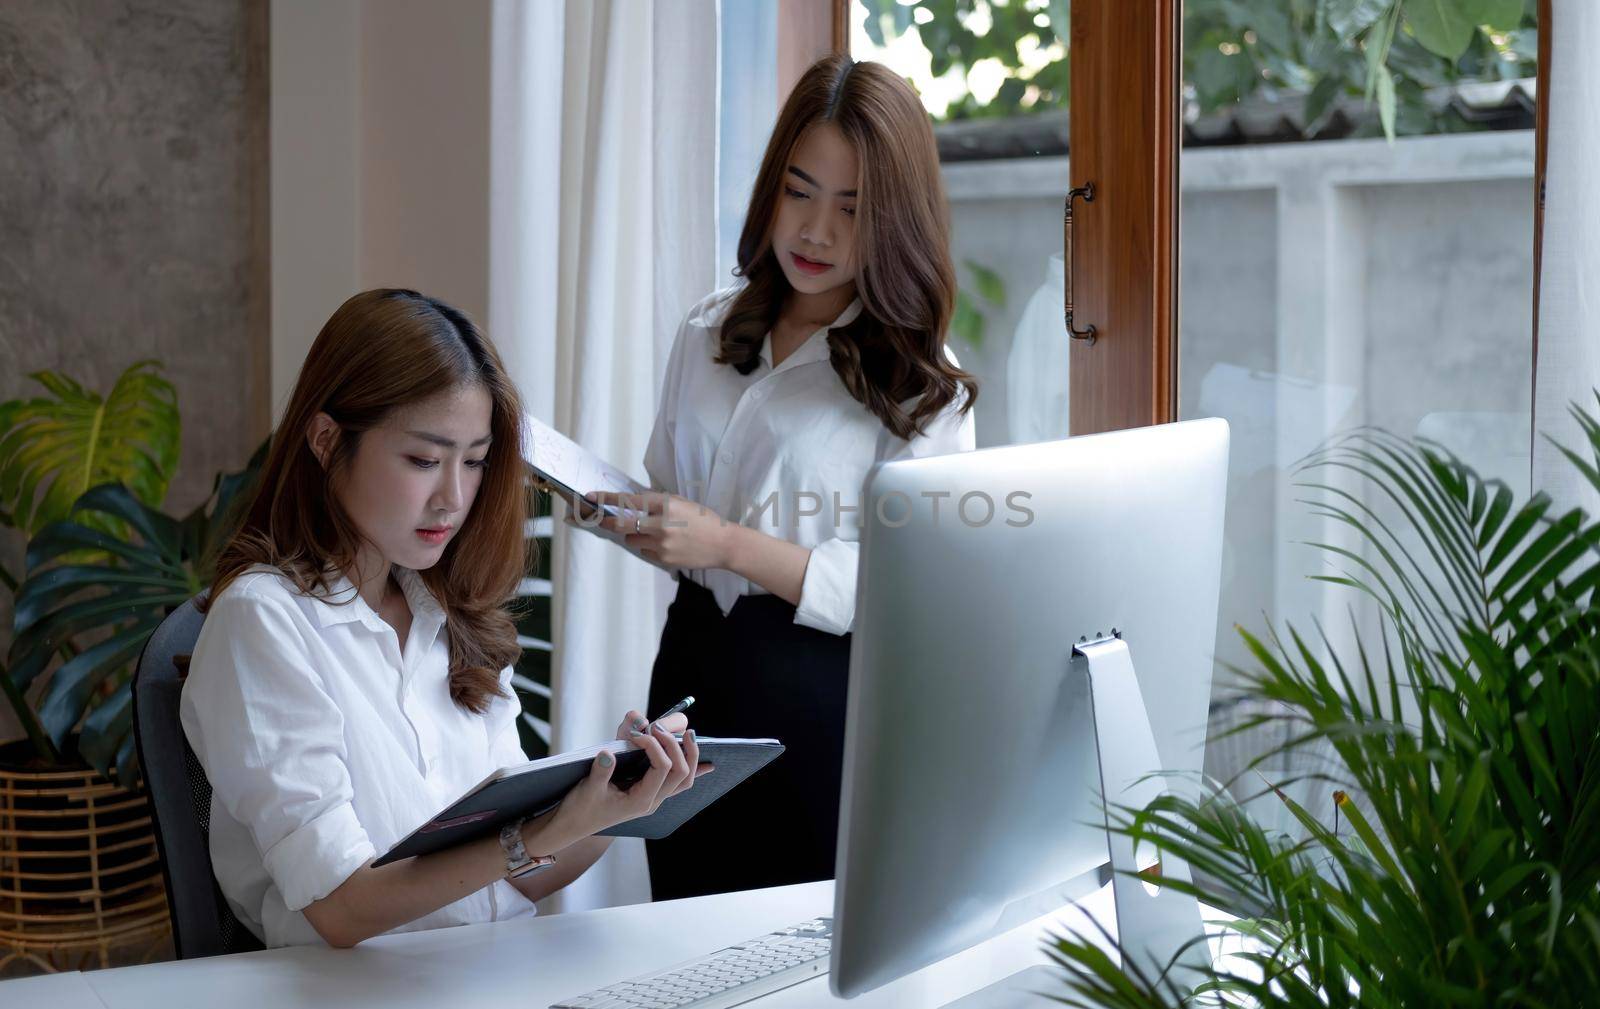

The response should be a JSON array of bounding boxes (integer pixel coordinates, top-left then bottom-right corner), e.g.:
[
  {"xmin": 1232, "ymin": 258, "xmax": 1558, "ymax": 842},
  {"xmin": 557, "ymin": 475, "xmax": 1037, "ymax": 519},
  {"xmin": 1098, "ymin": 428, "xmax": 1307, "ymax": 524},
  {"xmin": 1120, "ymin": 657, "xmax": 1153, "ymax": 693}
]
[
  {"xmin": 718, "ymin": 54, "xmax": 977, "ymax": 439},
  {"xmin": 206, "ymin": 289, "xmax": 528, "ymax": 714}
]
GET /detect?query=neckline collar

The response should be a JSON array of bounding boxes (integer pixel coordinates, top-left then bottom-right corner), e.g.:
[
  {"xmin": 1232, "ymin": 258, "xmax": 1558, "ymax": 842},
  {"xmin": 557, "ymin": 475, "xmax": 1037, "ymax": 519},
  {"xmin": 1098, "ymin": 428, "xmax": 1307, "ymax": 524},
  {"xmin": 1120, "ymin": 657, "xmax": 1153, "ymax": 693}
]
[
  {"xmin": 310, "ymin": 566, "xmax": 445, "ymax": 638},
  {"xmin": 759, "ymin": 297, "xmax": 864, "ymax": 372}
]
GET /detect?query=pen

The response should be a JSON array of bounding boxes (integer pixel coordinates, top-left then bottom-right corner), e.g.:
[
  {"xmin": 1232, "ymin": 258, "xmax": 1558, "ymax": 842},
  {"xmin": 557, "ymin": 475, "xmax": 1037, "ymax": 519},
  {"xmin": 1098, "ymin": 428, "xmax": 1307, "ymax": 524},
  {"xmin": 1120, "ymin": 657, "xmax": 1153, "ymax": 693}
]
[{"xmin": 633, "ymin": 695, "xmax": 695, "ymax": 734}]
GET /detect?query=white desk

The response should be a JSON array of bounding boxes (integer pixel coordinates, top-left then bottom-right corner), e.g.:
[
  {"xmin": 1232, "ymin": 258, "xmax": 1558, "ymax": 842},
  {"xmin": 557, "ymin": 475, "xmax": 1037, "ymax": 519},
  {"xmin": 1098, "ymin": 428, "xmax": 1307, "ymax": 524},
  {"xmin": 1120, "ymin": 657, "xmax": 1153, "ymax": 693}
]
[
  {"xmin": 1, "ymin": 881, "xmax": 1128, "ymax": 1009},
  {"xmin": 0, "ymin": 969, "xmax": 108, "ymax": 1008}
]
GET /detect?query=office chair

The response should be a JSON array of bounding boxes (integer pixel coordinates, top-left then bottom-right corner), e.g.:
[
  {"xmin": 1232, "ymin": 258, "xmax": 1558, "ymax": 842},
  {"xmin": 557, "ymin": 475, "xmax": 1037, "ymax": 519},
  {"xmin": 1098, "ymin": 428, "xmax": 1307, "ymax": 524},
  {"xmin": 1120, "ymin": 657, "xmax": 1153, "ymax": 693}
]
[{"xmin": 131, "ymin": 595, "xmax": 265, "ymax": 958}]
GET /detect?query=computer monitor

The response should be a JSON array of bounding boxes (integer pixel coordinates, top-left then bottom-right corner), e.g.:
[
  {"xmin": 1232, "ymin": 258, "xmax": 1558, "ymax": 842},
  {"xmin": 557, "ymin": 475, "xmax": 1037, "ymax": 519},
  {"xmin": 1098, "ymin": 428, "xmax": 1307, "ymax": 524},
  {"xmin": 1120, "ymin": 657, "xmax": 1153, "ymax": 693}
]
[{"xmin": 830, "ymin": 418, "xmax": 1230, "ymax": 1003}]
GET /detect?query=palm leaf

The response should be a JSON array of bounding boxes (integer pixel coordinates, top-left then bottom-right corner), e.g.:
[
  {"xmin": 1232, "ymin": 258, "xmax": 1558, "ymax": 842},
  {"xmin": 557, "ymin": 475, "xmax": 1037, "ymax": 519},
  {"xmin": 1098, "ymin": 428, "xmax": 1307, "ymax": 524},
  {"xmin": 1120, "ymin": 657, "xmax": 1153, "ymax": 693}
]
[{"xmin": 1052, "ymin": 399, "xmax": 1600, "ymax": 1007}]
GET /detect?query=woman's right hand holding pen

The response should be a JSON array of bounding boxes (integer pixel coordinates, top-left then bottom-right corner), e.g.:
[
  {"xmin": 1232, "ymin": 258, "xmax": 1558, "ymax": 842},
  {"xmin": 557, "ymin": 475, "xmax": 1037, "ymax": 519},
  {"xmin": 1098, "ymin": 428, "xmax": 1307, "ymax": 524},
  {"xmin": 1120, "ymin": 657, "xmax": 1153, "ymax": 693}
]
[{"xmin": 525, "ymin": 709, "xmax": 710, "ymax": 855}]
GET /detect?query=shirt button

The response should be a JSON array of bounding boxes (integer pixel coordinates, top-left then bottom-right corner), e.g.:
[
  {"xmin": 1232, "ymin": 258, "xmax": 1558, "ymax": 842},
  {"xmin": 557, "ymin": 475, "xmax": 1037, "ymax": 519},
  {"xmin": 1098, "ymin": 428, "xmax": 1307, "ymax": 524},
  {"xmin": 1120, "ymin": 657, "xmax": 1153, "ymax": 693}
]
[
  {"xmin": 720, "ymin": 450, "xmax": 734, "ymax": 465},
  {"xmin": 750, "ymin": 386, "xmax": 766, "ymax": 401}
]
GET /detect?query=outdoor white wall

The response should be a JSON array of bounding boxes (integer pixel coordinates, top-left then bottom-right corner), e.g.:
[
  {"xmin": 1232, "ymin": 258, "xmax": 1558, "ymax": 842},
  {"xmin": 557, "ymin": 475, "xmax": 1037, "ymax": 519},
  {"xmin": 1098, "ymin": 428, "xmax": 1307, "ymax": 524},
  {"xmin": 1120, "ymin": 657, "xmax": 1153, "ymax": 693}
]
[
  {"xmin": 944, "ymin": 130, "xmax": 1535, "ymax": 809},
  {"xmin": 943, "ymin": 131, "xmax": 1535, "ymax": 457},
  {"xmin": 270, "ymin": 0, "xmax": 493, "ymax": 420}
]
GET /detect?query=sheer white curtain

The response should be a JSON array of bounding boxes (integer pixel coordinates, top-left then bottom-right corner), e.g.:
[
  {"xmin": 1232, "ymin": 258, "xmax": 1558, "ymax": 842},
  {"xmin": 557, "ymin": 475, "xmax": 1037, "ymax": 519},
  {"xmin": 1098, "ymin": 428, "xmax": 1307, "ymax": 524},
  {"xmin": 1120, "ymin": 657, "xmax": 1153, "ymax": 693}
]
[
  {"xmin": 489, "ymin": 0, "xmax": 719, "ymax": 911},
  {"xmin": 1533, "ymin": 0, "xmax": 1600, "ymax": 515}
]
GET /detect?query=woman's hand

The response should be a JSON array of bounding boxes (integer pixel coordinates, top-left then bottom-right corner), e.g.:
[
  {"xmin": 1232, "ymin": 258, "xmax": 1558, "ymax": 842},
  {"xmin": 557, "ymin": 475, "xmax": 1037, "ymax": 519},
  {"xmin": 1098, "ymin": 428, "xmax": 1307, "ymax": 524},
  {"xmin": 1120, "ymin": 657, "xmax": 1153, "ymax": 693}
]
[
  {"xmin": 615, "ymin": 708, "xmax": 712, "ymax": 802},
  {"xmin": 583, "ymin": 491, "xmax": 739, "ymax": 571},
  {"xmin": 528, "ymin": 709, "xmax": 713, "ymax": 855},
  {"xmin": 615, "ymin": 707, "xmax": 685, "ymax": 741},
  {"xmin": 534, "ymin": 723, "xmax": 697, "ymax": 853}
]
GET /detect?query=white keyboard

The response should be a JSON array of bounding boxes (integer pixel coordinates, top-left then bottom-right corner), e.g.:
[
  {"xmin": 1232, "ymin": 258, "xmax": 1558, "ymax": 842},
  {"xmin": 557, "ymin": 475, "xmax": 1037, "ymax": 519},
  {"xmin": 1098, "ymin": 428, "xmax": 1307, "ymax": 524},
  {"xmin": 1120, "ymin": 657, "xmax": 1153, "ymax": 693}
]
[{"xmin": 550, "ymin": 916, "xmax": 833, "ymax": 1009}]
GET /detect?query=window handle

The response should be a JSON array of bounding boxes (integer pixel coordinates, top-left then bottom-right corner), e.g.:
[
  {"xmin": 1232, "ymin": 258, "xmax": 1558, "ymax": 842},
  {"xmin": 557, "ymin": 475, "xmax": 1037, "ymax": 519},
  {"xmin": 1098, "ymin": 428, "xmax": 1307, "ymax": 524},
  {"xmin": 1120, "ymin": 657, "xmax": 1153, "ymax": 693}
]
[{"xmin": 1064, "ymin": 183, "xmax": 1097, "ymax": 345}]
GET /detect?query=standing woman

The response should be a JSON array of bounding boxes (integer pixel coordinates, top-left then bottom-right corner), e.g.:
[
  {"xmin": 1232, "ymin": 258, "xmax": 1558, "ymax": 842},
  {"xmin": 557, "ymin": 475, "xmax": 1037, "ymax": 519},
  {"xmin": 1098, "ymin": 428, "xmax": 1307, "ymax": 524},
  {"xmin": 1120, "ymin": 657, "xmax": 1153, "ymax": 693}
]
[{"xmin": 586, "ymin": 55, "xmax": 978, "ymax": 899}]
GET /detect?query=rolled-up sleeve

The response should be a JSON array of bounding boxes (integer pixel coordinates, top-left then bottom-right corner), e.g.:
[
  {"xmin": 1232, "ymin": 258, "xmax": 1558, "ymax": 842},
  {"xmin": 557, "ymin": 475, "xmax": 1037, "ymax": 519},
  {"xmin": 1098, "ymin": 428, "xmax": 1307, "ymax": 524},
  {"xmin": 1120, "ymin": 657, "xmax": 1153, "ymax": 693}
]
[
  {"xmin": 794, "ymin": 537, "xmax": 860, "ymax": 635},
  {"xmin": 794, "ymin": 389, "xmax": 977, "ymax": 636},
  {"xmin": 643, "ymin": 308, "xmax": 696, "ymax": 497},
  {"xmin": 179, "ymin": 592, "xmax": 375, "ymax": 913}
]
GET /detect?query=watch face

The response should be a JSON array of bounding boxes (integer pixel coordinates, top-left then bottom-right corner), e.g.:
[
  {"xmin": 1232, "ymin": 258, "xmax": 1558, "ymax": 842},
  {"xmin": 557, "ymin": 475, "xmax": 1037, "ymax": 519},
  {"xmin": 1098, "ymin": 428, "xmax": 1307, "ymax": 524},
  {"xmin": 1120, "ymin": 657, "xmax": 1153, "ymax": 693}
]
[{"xmin": 510, "ymin": 855, "xmax": 556, "ymax": 879}]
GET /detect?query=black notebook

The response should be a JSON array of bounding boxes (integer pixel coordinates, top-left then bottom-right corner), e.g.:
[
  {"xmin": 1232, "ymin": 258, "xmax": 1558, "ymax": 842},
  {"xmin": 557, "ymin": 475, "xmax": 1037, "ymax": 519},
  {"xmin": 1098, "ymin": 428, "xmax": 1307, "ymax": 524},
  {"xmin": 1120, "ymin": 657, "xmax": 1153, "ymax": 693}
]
[{"xmin": 373, "ymin": 737, "xmax": 784, "ymax": 866}]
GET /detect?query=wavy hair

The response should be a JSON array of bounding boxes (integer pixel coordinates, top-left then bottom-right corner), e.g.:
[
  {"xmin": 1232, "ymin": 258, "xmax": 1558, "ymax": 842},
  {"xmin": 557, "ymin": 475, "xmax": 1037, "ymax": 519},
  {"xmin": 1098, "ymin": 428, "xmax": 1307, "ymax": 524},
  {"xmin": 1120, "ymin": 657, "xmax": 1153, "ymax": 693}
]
[
  {"xmin": 717, "ymin": 54, "xmax": 977, "ymax": 438},
  {"xmin": 205, "ymin": 289, "xmax": 528, "ymax": 714}
]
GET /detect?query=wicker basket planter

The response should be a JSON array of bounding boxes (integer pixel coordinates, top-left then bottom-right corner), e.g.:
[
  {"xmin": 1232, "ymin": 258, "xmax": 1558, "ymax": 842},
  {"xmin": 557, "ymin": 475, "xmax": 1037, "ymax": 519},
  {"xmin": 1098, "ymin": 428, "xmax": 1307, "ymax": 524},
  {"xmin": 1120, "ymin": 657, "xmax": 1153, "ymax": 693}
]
[{"xmin": 0, "ymin": 742, "xmax": 172, "ymax": 975}]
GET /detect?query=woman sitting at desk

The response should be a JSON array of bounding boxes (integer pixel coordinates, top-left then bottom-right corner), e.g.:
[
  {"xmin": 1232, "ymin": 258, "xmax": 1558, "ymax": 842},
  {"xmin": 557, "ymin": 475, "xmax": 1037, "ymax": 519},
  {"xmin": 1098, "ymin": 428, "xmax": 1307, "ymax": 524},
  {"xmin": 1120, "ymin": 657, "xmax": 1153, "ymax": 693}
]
[
  {"xmin": 181, "ymin": 289, "xmax": 704, "ymax": 948},
  {"xmin": 582, "ymin": 55, "xmax": 978, "ymax": 899}
]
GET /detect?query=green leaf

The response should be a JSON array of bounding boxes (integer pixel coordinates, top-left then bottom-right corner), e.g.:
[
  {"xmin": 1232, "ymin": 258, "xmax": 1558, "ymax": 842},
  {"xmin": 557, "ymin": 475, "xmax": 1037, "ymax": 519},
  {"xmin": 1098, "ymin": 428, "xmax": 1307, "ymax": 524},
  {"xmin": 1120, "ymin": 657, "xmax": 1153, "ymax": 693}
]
[
  {"xmin": 24, "ymin": 519, "xmax": 179, "ymax": 576},
  {"xmin": 36, "ymin": 627, "xmax": 157, "ymax": 746},
  {"xmin": 963, "ymin": 259, "xmax": 1007, "ymax": 308},
  {"xmin": 1322, "ymin": 0, "xmax": 1394, "ymax": 39},
  {"xmin": 1302, "ymin": 73, "xmax": 1344, "ymax": 133},
  {"xmin": 0, "ymin": 361, "xmax": 179, "ymax": 536},
  {"xmin": 79, "ymin": 681, "xmax": 133, "ymax": 777},
  {"xmin": 1335, "ymin": 790, "xmax": 1408, "ymax": 885},
  {"xmin": 1046, "ymin": 0, "xmax": 1070, "ymax": 44},
  {"xmin": 70, "ymin": 482, "xmax": 183, "ymax": 557},
  {"xmin": 859, "ymin": 0, "xmax": 888, "ymax": 48},
  {"xmin": 1221, "ymin": 0, "xmax": 1294, "ymax": 53},
  {"xmin": 1403, "ymin": 0, "xmax": 1479, "ymax": 59},
  {"xmin": 4, "ymin": 443, "xmax": 265, "ymax": 771},
  {"xmin": 1375, "ymin": 62, "xmax": 1397, "ymax": 142},
  {"xmin": 1478, "ymin": 0, "xmax": 1524, "ymax": 27},
  {"xmin": 9, "ymin": 590, "xmax": 189, "ymax": 690},
  {"xmin": 113, "ymin": 733, "xmax": 138, "ymax": 789},
  {"xmin": 1363, "ymin": 5, "xmax": 1399, "ymax": 100},
  {"xmin": 952, "ymin": 291, "xmax": 985, "ymax": 349},
  {"xmin": 13, "ymin": 565, "xmax": 189, "ymax": 629}
]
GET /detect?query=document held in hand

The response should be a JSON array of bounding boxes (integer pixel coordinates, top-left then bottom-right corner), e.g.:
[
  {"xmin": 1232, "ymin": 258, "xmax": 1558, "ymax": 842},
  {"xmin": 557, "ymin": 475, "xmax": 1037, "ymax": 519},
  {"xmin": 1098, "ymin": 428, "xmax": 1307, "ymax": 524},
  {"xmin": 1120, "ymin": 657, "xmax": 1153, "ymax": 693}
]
[
  {"xmin": 373, "ymin": 737, "xmax": 785, "ymax": 866},
  {"xmin": 522, "ymin": 411, "xmax": 648, "ymax": 520}
]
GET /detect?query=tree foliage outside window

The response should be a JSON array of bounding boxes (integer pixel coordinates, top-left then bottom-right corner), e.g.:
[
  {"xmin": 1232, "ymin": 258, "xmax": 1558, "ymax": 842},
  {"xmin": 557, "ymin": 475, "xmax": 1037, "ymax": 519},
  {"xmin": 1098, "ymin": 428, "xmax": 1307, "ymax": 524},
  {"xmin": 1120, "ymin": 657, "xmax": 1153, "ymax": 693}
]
[{"xmin": 854, "ymin": 0, "xmax": 1537, "ymax": 141}]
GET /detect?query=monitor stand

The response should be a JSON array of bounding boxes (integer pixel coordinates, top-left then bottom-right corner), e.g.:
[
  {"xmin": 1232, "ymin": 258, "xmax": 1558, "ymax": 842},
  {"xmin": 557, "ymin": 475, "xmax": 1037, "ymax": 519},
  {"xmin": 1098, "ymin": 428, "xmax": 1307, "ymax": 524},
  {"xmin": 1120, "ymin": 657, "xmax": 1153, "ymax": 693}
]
[{"xmin": 939, "ymin": 633, "xmax": 1211, "ymax": 1009}]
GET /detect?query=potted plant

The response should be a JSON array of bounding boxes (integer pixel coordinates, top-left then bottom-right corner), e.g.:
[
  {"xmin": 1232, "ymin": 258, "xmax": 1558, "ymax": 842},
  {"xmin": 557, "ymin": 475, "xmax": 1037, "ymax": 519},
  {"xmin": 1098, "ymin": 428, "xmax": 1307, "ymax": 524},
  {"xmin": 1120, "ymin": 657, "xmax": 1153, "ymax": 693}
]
[
  {"xmin": 1048, "ymin": 401, "xmax": 1600, "ymax": 1006},
  {"xmin": 0, "ymin": 362, "xmax": 261, "ymax": 974}
]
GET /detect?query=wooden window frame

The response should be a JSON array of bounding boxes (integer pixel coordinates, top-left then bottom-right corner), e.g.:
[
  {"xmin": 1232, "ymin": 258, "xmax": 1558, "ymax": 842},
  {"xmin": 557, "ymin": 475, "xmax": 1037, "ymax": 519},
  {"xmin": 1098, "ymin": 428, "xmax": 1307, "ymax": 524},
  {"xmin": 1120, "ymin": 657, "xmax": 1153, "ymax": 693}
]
[{"xmin": 1067, "ymin": 0, "xmax": 1181, "ymax": 434}]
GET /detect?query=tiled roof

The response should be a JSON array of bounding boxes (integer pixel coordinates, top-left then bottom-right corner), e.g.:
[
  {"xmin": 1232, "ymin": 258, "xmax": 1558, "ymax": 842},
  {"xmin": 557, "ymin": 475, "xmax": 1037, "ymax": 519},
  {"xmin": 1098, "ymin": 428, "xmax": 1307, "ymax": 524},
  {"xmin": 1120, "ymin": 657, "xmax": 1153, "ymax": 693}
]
[{"xmin": 933, "ymin": 78, "xmax": 1537, "ymax": 161}]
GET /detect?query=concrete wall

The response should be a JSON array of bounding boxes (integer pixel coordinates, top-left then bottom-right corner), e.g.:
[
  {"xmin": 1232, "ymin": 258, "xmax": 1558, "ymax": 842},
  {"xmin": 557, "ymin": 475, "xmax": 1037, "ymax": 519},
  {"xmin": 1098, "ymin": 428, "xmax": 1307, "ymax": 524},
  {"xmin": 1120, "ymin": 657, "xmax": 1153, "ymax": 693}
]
[{"xmin": 0, "ymin": 0, "xmax": 270, "ymax": 513}]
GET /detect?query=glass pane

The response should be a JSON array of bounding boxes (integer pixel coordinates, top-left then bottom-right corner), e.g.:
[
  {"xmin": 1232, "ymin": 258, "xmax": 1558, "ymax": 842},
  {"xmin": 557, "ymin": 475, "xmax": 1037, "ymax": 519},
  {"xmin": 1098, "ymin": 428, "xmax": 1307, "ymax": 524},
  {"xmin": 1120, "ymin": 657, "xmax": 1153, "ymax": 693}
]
[
  {"xmin": 1178, "ymin": 1, "xmax": 1538, "ymax": 809},
  {"xmin": 848, "ymin": 0, "xmax": 1071, "ymax": 450}
]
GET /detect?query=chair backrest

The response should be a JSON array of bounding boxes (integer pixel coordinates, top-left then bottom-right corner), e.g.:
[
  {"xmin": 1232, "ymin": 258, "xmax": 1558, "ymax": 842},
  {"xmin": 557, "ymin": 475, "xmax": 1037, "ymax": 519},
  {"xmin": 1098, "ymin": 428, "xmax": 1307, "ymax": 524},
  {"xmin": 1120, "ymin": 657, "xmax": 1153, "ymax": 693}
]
[{"xmin": 131, "ymin": 595, "xmax": 264, "ymax": 958}]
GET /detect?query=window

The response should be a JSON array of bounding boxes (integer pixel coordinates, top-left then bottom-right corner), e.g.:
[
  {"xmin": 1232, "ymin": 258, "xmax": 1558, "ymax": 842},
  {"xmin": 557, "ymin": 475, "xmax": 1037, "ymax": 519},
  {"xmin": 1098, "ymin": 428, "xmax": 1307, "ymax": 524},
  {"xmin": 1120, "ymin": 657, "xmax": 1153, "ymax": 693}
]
[
  {"xmin": 1175, "ymin": 1, "xmax": 1539, "ymax": 802},
  {"xmin": 850, "ymin": 0, "xmax": 1073, "ymax": 451}
]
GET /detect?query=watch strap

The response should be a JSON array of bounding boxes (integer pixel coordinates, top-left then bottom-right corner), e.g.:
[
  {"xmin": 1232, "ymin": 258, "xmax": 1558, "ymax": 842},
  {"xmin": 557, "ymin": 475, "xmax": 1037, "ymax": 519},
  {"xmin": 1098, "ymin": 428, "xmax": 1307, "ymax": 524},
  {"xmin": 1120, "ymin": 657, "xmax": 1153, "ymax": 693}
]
[{"xmin": 499, "ymin": 818, "xmax": 556, "ymax": 878}]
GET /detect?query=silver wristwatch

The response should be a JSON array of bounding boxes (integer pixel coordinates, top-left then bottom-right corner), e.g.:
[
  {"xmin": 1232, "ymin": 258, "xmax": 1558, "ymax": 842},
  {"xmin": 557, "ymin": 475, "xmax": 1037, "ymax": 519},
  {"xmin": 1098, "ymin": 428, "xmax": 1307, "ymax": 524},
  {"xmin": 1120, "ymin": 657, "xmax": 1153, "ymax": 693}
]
[{"xmin": 499, "ymin": 818, "xmax": 557, "ymax": 879}]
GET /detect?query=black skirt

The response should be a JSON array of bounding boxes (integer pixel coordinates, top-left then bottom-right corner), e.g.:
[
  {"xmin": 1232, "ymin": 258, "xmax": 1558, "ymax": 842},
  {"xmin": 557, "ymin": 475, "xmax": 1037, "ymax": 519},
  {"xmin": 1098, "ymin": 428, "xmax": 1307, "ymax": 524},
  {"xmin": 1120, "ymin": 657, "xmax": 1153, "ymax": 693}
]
[{"xmin": 646, "ymin": 577, "xmax": 852, "ymax": 900}]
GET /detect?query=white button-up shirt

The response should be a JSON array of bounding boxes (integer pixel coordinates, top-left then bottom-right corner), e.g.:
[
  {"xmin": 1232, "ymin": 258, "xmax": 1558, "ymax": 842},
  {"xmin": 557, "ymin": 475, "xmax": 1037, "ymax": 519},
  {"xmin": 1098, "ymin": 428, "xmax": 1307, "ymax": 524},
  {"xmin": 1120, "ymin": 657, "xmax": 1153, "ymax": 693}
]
[
  {"xmin": 179, "ymin": 564, "xmax": 535, "ymax": 948},
  {"xmin": 644, "ymin": 285, "xmax": 976, "ymax": 635}
]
